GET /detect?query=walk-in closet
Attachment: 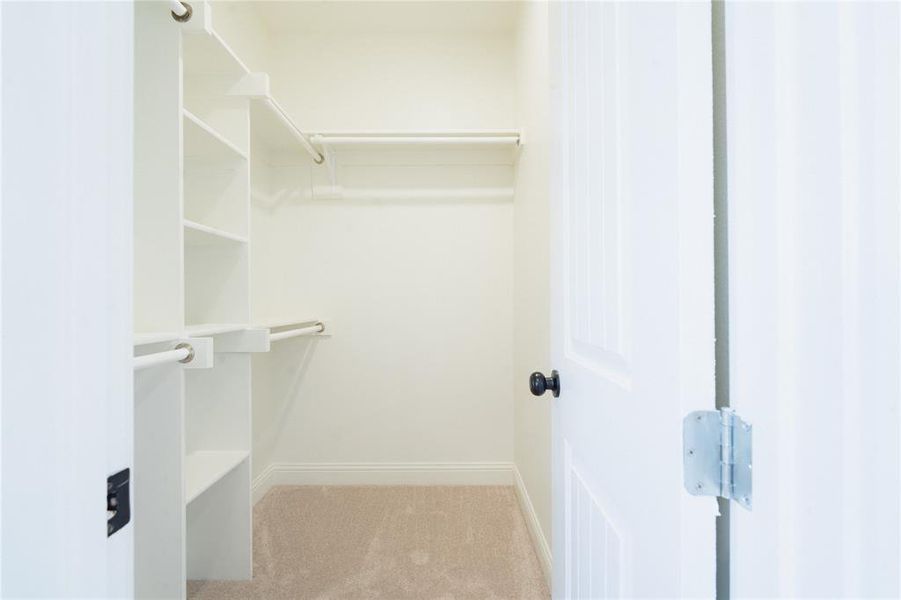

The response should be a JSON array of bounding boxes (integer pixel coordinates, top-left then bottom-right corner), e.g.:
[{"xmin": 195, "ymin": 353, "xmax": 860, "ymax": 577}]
[{"xmin": 133, "ymin": 1, "xmax": 551, "ymax": 597}]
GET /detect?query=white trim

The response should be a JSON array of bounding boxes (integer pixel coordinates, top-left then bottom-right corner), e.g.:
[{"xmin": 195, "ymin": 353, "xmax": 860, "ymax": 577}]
[
  {"xmin": 252, "ymin": 461, "xmax": 515, "ymax": 504},
  {"xmin": 513, "ymin": 465, "xmax": 553, "ymax": 586}
]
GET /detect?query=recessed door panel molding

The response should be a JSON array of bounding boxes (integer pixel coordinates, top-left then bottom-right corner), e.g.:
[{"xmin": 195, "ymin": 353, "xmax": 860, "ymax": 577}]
[
  {"xmin": 563, "ymin": 440, "xmax": 623, "ymax": 599},
  {"xmin": 562, "ymin": 0, "xmax": 631, "ymax": 388},
  {"xmin": 551, "ymin": 2, "xmax": 715, "ymax": 598}
]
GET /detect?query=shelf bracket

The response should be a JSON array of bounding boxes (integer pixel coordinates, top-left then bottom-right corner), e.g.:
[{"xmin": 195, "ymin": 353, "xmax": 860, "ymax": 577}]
[{"xmin": 214, "ymin": 328, "xmax": 270, "ymax": 353}]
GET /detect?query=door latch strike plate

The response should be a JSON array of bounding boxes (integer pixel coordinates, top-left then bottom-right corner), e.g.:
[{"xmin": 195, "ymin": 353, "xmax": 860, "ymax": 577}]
[
  {"xmin": 683, "ymin": 408, "xmax": 752, "ymax": 510},
  {"xmin": 107, "ymin": 468, "xmax": 131, "ymax": 537}
]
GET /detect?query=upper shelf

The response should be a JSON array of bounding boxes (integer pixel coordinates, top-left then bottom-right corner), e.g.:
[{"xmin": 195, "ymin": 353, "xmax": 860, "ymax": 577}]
[
  {"xmin": 232, "ymin": 73, "xmax": 323, "ymax": 164},
  {"xmin": 310, "ymin": 131, "xmax": 521, "ymax": 150},
  {"xmin": 255, "ymin": 316, "xmax": 322, "ymax": 330},
  {"xmin": 249, "ymin": 96, "xmax": 321, "ymax": 161},
  {"xmin": 182, "ymin": 27, "xmax": 249, "ymax": 81},
  {"xmin": 309, "ymin": 131, "xmax": 522, "ymax": 168},
  {"xmin": 184, "ymin": 323, "xmax": 249, "ymax": 337},
  {"xmin": 133, "ymin": 324, "xmax": 247, "ymax": 347},
  {"xmin": 179, "ymin": 5, "xmax": 516, "ymax": 167}
]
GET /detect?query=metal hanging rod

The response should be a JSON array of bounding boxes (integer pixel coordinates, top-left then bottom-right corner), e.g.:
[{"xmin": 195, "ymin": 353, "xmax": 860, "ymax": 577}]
[
  {"xmin": 266, "ymin": 98, "xmax": 325, "ymax": 164},
  {"xmin": 170, "ymin": 0, "xmax": 192, "ymax": 22},
  {"xmin": 269, "ymin": 322, "xmax": 325, "ymax": 342},
  {"xmin": 134, "ymin": 343, "xmax": 194, "ymax": 371}
]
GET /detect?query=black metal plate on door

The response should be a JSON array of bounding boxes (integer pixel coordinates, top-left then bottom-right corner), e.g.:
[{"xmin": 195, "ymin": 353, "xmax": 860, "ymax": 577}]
[{"xmin": 107, "ymin": 468, "xmax": 130, "ymax": 537}]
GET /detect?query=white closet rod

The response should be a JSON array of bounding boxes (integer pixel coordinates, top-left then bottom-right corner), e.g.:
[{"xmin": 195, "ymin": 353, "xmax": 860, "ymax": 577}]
[
  {"xmin": 270, "ymin": 322, "xmax": 324, "ymax": 342},
  {"xmin": 134, "ymin": 343, "xmax": 194, "ymax": 371},
  {"xmin": 311, "ymin": 135, "xmax": 520, "ymax": 147},
  {"xmin": 266, "ymin": 98, "xmax": 325, "ymax": 164},
  {"xmin": 170, "ymin": 0, "xmax": 192, "ymax": 21}
]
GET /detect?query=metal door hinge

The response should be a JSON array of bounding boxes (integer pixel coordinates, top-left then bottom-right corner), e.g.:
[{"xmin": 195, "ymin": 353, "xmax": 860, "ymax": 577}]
[{"xmin": 683, "ymin": 408, "xmax": 752, "ymax": 510}]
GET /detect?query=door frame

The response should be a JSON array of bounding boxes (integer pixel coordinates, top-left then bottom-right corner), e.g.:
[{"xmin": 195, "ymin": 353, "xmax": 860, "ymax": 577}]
[{"xmin": 0, "ymin": 1, "xmax": 134, "ymax": 596}]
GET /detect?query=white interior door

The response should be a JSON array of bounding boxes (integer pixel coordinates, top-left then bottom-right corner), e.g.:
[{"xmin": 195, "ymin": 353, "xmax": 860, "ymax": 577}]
[
  {"xmin": 1, "ymin": 1, "xmax": 134, "ymax": 597},
  {"xmin": 726, "ymin": 3, "xmax": 901, "ymax": 597},
  {"xmin": 548, "ymin": 2, "xmax": 716, "ymax": 598}
]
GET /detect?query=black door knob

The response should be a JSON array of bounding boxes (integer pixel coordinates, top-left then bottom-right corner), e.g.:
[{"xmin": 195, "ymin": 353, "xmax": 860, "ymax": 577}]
[{"xmin": 530, "ymin": 370, "xmax": 560, "ymax": 397}]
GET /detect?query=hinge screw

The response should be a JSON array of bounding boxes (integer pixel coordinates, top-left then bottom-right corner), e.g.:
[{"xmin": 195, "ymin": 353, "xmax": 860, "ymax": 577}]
[
  {"xmin": 695, "ymin": 482, "xmax": 704, "ymax": 491},
  {"xmin": 687, "ymin": 449, "xmax": 695, "ymax": 456}
]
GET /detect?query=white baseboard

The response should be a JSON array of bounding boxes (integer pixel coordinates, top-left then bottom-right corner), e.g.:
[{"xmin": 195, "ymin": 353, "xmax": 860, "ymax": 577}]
[
  {"xmin": 513, "ymin": 465, "xmax": 553, "ymax": 586},
  {"xmin": 252, "ymin": 461, "xmax": 514, "ymax": 504}
]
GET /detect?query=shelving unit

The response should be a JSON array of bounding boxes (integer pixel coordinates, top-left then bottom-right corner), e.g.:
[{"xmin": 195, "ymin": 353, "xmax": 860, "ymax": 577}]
[
  {"xmin": 131, "ymin": 3, "xmax": 252, "ymax": 596},
  {"xmin": 134, "ymin": 1, "xmax": 331, "ymax": 595},
  {"xmin": 184, "ymin": 219, "xmax": 249, "ymax": 245},
  {"xmin": 184, "ymin": 323, "xmax": 250, "ymax": 337},
  {"xmin": 256, "ymin": 316, "xmax": 322, "ymax": 329},
  {"xmin": 183, "ymin": 109, "xmax": 248, "ymax": 161},
  {"xmin": 184, "ymin": 160, "xmax": 249, "ymax": 236},
  {"xmin": 310, "ymin": 130, "xmax": 521, "ymax": 149},
  {"xmin": 184, "ymin": 240, "xmax": 248, "ymax": 323},
  {"xmin": 305, "ymin": 130, "xmax": 520, "ymax": 202},
  {"xmin": 185, "ymin": 451, "xmax": 250, "ymax": 504},
  {"xmin": 249, "ymin": 96, "xmax": 323, "ymax": 163},
  {"xmin": 249, "ymin": 99, "xmax": 303, "ymax": 156},
  {"xmin": 179, "ymin": 12, "xmax": 255, "ymax": 587},
  {"xmin": 134, "ymin": 1, "xmax": 513, "ymax": 596}
]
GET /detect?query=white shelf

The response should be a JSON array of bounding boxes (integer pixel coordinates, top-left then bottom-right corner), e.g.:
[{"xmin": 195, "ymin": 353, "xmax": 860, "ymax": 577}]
[
  {"xmin": 184, "ymin": 219, "xmax": 248, "ymax": 245},
  {"xmin": 183, "ymin": 109, "xmax": 247, "ymax": 161},
  {"xmin": 185, "ymin": 451, "xmax": 249, "ymax": 504},
  {"xmin": 307, "ymin": 130, "xmax": 521, "ymax": 171},
  {"xmin": 255, "ymin": 316, "xmax": 321, "ymax": 330},
  {"xmin": 133, "ymin": 325, "xmax": 250, "ymax": 346},
  {"xmin": 133, "ymin": 331, "xmax": 181, "ymax": 346},
  {"xmin": 311, "ymin": 130, "xmax": 521, "ymax": 149},
  {"xmin": 250, "ymin": 97, "xmax": 307, "ymax": 157},
  {"xmin": 184, "ymin": 323, "xmax": 249, "ymax": 337},
  {"xmin": 183, "ymin": 29, "xmax": 249, "ymax": 79}
]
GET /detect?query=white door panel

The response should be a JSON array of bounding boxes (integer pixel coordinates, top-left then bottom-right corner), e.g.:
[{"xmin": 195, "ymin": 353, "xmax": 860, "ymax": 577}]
[
  {"xmin": 550, "ymin": 2, "xmax": 716, "ymax": 597},
  {"xmin": 726, "ymin": 3, "xmax": 900, "ymax": 597}
]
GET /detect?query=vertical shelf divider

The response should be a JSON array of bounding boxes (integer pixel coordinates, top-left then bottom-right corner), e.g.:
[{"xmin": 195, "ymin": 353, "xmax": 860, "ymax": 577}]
[
  {"xmin": 181, "ymin": 0, "xmax": 253, "ymax": 587},
  {"xmin": 135, "ymin": 2, "xmax": 322, "ymax": 595}
]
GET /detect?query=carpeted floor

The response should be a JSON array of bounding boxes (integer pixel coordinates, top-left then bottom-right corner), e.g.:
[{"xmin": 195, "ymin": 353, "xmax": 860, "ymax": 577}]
[{"xmin": 187, "ymin": 485, "xmax": 550, "ymax": 600}]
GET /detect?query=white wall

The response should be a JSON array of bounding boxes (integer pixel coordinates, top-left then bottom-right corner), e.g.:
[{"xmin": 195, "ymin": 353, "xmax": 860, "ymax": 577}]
[
  {"xmin": 512, "ymin": 0, "xmax": 552, "ymax": 572},
  {"xmin": 210, "ymin": 2, "xmax": 270, "ymax": 73},
  {"xmin": 268, "ymin": 31, "xmax": 516, "ymax": 132},
  {"xmin": 250, "ymin": 21, "xmax": 517, "ymax": 481}
]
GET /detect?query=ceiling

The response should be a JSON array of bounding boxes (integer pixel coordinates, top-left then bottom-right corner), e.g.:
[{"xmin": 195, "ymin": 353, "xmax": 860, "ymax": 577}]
[{"xmin": 252, "ymin": 0, "xmax": 522, "ymax": 35}]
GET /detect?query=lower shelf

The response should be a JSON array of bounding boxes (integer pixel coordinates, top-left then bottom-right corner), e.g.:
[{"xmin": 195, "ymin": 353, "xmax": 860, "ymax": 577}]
[{"xmin": 185, "ymin": 450, "xmax": 249, "ymax": 504}]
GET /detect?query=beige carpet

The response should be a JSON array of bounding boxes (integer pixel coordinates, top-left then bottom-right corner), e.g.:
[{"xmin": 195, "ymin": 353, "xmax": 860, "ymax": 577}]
[{"xmin": 187, "ymin": 485, "xmax": 550, "ymax": 600}]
